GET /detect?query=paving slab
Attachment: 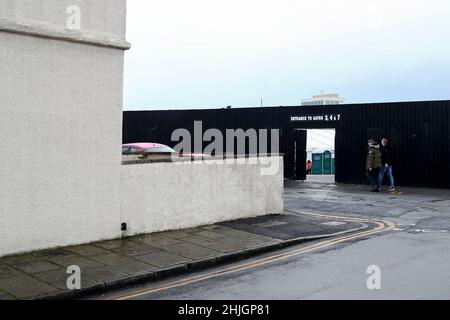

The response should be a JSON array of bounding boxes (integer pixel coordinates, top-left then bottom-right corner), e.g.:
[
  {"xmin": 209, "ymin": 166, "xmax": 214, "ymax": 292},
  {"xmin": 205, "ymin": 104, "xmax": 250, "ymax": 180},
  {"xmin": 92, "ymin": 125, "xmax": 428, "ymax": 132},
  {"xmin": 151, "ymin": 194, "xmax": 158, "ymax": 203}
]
[
  {"xmin": 235, "ymin": 236, "xmax": 283, "ymax": 249},
  {"xmin": 42, "ymin": 254, "xmax": 103, "ymax": 270},
  {"xmin": 82, "ymin": 266, "xmax": 130, "ymax": 283},
  {"xmin": 160, "ymin": 230, "xmax": 193, "ymax": 239},
  {"xmin": 1, "ymin": 253, "xmax": 43, "ymax": 266},
  {"xmin": 130, "ymin": 234, "xmax": 184, "ymax": 248},
  {"xmin": 164, "ymin": 242, "xmax": 220, "ymax": 260},
  {"xmin": 91, "ymin": 239, "xmax": 129, "ymax": 250},
  {"xmin": 13, "ymin": 260, "xmax": 61, "ymax": 274},
  {"xmin": 33, "ymin": 268, "xmax": 98, "ymax": 290},
  {"xmin": 88, "ymin": 253, "xmax": 155, "ymax": 274},
  {"xmin": 213, "ymin": 228, "xmax": 264, "ymax": 239},
  {"xmin": 180, "ymin": 235, "xmax": 217, "ymax": 248},
  {"xmin": 0, "ymin": 274, "xmax": 58, "ymax": 299},
  {"xmin": 63, "ymin": 245, "xmax": 111, "ymax": 257},
  {"xmin": 110, "ymin": 240, "xmax": 161, "ymax": 256},
  {"xmin": 0, "ymin": 264, "xmax": 23, "ymax": 279},
  {"xmin": 191, "ymin": 230, "xmax": 229, "ymax": 240},
  {"xmin": 36, "ymin": 248, "xmax": 73, "ymax": 259},
  {"xmin": 180, "ymin": 236, "xmax": 245, "ymax": 253},
  {"xmin": 198, "ymin": 240, "xmax": 250, "ymax": 253},
  {"xmin": 134, "ymin": 251, "xmax": 190, "ymax": 268}
]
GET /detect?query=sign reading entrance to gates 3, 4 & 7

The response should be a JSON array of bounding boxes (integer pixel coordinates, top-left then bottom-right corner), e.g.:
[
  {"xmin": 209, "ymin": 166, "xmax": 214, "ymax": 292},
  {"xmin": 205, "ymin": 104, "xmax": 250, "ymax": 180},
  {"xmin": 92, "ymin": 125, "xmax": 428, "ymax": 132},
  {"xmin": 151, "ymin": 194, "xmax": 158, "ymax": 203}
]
[{"xmin": 290, "ymin": 114, "xmax": 342, "ymax": 122}]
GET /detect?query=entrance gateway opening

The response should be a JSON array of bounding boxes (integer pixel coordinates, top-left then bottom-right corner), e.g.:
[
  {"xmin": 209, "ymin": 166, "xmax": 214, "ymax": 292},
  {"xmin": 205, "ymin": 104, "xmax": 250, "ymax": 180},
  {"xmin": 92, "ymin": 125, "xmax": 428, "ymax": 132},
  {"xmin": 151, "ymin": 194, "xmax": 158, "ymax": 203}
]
[{"xmin": 294, "ymin": 129, "xmax": 336, "ymax": 183}]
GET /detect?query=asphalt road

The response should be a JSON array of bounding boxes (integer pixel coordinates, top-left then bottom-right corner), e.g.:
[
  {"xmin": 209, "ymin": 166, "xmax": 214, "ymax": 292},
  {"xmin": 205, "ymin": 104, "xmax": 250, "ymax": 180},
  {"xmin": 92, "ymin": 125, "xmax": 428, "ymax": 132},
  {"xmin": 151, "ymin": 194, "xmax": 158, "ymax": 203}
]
[{"xmin": 94, "ymin": 182, "xmax": 450, "ymax": 300}]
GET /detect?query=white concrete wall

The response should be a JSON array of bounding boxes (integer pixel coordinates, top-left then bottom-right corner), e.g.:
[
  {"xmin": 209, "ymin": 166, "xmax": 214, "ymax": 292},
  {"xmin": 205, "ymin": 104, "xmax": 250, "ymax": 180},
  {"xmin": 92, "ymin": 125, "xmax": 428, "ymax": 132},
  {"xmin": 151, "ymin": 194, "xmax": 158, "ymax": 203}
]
[
  {"xmin": 0, "ymin": 0, "xmax": 128, "ymax": 257},
  {"xmin": 120, "ymin": 157, "xmax": 284, "ymax": 236}
]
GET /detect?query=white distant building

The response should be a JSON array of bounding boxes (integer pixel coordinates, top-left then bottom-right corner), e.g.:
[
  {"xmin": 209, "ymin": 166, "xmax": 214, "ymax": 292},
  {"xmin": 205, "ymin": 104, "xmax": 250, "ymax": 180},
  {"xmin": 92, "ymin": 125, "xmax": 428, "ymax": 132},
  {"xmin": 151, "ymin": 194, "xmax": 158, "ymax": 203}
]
[{"xmin": 301, "ymin": 92, "xmax": 345, "ymax": 106}]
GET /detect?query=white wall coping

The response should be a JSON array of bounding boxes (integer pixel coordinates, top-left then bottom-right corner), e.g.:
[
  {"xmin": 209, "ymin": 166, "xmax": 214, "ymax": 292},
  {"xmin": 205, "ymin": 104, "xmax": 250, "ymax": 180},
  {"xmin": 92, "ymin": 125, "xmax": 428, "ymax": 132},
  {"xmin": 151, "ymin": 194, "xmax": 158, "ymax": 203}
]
[
  {"xmin": 121, "ymin": 153, "xmax": 285, "ymax": 166},
  {"xmin": 0, "ymin": 17, "xmax": 130, "ymax": 50}
]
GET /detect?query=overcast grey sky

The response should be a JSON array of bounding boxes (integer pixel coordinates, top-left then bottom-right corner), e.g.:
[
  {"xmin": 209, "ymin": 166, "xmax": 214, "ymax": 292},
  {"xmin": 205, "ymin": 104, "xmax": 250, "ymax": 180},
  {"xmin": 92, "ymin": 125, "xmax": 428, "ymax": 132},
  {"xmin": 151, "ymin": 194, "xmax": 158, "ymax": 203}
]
[{"xmin": 123, "ymin": 0, "xmax": 450, "ymax": 110}]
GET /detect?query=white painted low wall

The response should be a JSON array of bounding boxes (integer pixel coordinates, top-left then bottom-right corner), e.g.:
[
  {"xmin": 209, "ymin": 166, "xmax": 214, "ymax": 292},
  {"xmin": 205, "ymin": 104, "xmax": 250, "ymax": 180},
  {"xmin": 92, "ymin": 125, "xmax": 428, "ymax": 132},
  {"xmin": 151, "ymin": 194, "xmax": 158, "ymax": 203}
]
[
  {"xmin": 0, "ymin": 156, "xmax": 283, "ymax": 257},
  {"xmin": 120, "ymin": 156, "xmax": 284, "ymax": 236}
]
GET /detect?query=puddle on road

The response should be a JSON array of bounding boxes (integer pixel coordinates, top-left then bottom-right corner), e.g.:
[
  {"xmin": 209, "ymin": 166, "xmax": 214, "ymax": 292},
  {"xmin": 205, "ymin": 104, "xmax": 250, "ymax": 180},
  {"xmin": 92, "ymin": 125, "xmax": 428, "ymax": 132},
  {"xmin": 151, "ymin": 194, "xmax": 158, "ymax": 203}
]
[{"xmin": 320, "ymin": 221, "xmax": 347, "ymax": 226}]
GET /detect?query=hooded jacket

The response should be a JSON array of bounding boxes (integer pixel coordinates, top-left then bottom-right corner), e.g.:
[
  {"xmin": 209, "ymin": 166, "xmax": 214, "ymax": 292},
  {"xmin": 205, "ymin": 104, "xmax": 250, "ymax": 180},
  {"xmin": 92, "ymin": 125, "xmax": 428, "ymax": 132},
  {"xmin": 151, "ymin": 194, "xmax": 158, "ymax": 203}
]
[{"xmin": 366, "ymin": 143, "xmax": 382, "ymax": 169}]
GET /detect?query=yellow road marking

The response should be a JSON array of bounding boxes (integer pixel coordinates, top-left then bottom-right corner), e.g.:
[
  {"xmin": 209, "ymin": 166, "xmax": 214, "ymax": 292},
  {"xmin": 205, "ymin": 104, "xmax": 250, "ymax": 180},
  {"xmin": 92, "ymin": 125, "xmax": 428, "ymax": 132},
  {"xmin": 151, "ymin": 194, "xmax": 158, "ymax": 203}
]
[{"xmin": 106, "ymin": 211, "xmax": 395, "ymax": 300}]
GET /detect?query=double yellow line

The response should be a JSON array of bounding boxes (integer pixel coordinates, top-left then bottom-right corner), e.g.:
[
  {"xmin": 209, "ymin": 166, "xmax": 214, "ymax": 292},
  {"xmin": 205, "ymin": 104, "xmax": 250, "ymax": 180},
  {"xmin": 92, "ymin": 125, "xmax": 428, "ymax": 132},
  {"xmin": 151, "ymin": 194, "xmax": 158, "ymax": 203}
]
[{"xmin": 107, "ymin": 211, "xmax": 395, "ymax": 300}]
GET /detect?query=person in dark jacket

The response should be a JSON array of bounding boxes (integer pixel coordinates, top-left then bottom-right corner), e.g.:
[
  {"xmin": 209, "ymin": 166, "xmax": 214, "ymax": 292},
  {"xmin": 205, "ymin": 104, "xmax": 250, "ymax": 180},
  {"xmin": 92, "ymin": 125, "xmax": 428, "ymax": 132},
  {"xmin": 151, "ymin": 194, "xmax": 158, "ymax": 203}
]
[
  {"xmin": 366, "ymin": 139, "xmax": 382, "ymax": 192},
  {"xmin": 378, "ymin": 138, "xmax": 396, "ymax": 192}
]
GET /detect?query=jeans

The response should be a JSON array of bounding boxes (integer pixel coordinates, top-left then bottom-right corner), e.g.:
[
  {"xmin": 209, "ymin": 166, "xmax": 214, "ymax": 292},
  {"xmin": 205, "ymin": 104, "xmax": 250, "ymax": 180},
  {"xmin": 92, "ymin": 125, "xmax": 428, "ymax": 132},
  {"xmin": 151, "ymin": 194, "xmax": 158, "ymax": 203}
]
[{"xmin": 379, "ymin": 165, "xmax": 395, "ymax": 189}]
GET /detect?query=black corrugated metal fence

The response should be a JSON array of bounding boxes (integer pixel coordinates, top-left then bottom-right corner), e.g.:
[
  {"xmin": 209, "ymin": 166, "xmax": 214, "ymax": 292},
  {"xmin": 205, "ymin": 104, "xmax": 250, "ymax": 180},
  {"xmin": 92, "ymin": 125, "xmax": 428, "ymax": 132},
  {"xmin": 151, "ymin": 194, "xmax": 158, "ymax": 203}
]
[{"xmin": 123, "ymin": 100, "xmax": 450, "ymax": 188}]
